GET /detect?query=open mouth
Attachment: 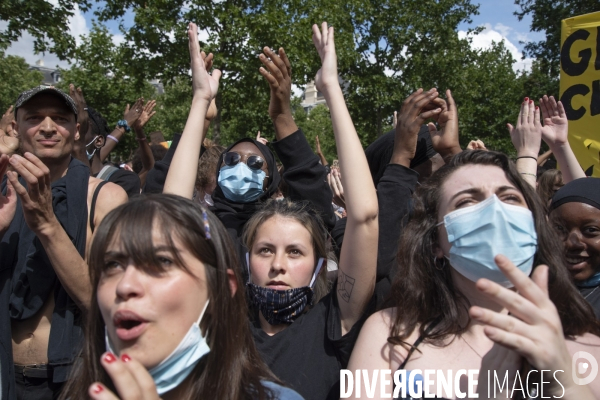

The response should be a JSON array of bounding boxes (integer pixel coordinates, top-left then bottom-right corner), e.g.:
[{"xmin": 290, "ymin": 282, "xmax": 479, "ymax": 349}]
[
  {"xmin": 566, "ymin": 256, "xmax": 589, "ymax": 265},
  {"xmin": 113, "ymin": 311, "xmax": 148, "ymax": 341}
]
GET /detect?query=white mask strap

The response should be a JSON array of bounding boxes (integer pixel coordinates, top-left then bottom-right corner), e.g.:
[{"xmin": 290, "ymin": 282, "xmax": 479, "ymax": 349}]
[
  {"xmin": 197, "ymin": 299, "xmax": 210, "ymax": 325},
  {"xmin": 309, "ymin": 258, "xmax": 325, "ymax": 287}
]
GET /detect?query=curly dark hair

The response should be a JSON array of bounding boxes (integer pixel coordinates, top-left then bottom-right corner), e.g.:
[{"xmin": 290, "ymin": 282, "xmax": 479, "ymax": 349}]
[
  {"xmin": 386, "ymin": 150, "xmax": 600, "ymax": 349},
  {"xmin": 86, "ymin": 106, "xmax": 110, "ymax": 138}
]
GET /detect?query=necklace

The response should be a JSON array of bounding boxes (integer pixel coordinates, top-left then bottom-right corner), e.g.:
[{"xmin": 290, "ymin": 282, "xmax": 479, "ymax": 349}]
[
  {"xmin": 461, "ymin": 335, "xmax": 483, "ymax": 358},
  {"xmin": 584, "ymin": 286, "xmax": 599, "ymax": 300}
]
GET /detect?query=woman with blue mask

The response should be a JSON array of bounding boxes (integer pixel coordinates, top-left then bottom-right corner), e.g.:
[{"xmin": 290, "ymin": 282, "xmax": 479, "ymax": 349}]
[
  {"xmin": 347, "ymin": 150, "xmax": 600, "ymax": 399},
  {"xmin": 234, "ymin": 23, "xmax": 379, "ymax": 400},
  {"xmin": 58, "ymin": 194, "xmax": 303, "ymax": 400}
]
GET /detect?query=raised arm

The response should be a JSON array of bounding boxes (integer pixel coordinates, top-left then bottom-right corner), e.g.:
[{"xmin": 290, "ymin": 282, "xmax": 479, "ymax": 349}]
[
  {"xmin": 163, "ymin": 23, "xmax": 221, "ymax": 198},
  {"xmin": 507, "ymin": 98, "xmax": 542, "ymax": 188},
  {"xmin": 99, "ymin": 99, "xmax": 144, "ymax": 162},
  {"xmin": 539, "ymin": 95, "xmax": 585, "ymax": 182},
  {"xmin": 312, "ymin": 22, "xmax": 378, "ymax": 334},
  {"xmin": 132, "ymin": 100, "xmax": 157, "ymax": 186}
]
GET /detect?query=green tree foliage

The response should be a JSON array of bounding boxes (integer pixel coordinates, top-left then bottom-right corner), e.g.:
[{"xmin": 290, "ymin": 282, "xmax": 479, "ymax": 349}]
[
  {"xmin": 57, "ymin": 23, "xmax": 156, "ymax": 160},
  {"xmin": 514, "ymin": 0, "xmax": 600, "ymax": 96},
  {"xmin": 0, "ymin": 51, "xmax": 43, "ymax": 112},
  {"xmin": 0, "ymin": 0, "xmax": 88, "ymax": 57},
  {"xmin": 293, "ymin": 102, "xmax": 337, "ymax": 162}
]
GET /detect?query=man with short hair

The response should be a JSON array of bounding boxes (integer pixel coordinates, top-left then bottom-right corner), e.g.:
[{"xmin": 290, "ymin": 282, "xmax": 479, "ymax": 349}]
[{"xmin": 0, "ymin": 85, "xmax": 128, "ymax": 400}]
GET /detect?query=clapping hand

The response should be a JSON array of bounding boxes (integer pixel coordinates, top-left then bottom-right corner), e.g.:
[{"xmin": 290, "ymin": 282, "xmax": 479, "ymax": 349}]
[
  {"xmin": 188, "ymin": 23, "xmax": 221, "ymax": 105},
  {"xmin": 132, "ymin": 100, "xmax": 157, "ymax": 131},
  {"xmin": 312, "ymin": 22, "xmax": 339, "ymax": 96},
  {"xmin": 467, "ymin": 139, "xmax": 487, "ymax": 151},
  {"xmin": 539, "ymin": 95, "xmax": 569, "ymax": 149},
  {"xmin": 427, "ymin": 90, "xmax": 461, "ymax": 159},
  {"xmin": 507, "ymin": 98, "xmax": 542, "ymax": 158},
  {"xmin": 69, "ymin": 84, "xmax": 88, "ymax": 140},
  {"xmin": 123, "ymin": 99, "xmax": 144, "ymax": 129},
  {"xmin": 0, "ymin": 154, "xmax": 17, "ymax": 234},
  {"xmin": 0, "ymin": 106, "xmax": 15, "ymax": 137}
]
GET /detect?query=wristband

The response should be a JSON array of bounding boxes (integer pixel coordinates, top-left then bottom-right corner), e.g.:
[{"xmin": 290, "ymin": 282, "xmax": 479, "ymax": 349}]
[
  {"xmin": 136, "ymin": 136, "xmax": 147, "ymax": 142},
  {"xmin": 117, "ymin": 119, "xmax": 131, "ymax": 133},
  {"xmin": 516, "ymin": 156, "xmax": 537, "ymax": 161},
  {"xmin": 107, "ymin": 135, "xmax": 119, "ymax": 144}
]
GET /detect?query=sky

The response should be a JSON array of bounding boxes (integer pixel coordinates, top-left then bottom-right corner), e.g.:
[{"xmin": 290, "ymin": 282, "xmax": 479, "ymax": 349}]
[{"xmin": 4, "ymin": 0, "xmax": 546, "ymax": 73}]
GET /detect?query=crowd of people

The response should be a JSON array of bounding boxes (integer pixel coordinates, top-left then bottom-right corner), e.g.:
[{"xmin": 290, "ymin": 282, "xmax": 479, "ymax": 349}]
[{"xmin": 0, "ymin": 20, "xmax": 598, "ymax": 400}]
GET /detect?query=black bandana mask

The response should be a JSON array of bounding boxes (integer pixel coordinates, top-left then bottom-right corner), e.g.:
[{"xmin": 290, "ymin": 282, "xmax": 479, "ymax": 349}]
[{"xmin": 246, "ymin": 255, "xmax": 325, "ymax": 325}]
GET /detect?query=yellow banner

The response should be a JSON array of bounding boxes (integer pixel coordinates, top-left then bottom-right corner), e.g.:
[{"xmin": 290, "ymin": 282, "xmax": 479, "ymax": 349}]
[{"xmin": 560, "ymin": 11, "xmax": 600, "ymax": 176}]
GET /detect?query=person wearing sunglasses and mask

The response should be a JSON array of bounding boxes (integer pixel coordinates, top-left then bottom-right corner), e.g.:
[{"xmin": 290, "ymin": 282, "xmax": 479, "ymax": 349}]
[{"xmin": 154, "ymin": 33, "xmax": 336, "ymax": 273}]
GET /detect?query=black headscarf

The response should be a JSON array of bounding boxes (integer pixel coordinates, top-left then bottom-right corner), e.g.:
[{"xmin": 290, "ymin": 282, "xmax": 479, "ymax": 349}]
[
  {"xmin": 211, "ymin": 138, "xmax": 281, "ymax": 234},
  {"xmin": 365, "ymin": 125, "xmax": 437, "ymax": 186},
  {"xmin": 550, "ymin": 177, "xmax": 600, "ymax": 212}
]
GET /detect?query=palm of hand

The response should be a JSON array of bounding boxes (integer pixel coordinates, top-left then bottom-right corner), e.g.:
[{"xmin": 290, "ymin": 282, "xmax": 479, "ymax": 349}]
[
  {"xmin": 541, "ymin": 116, "xmax": 568, "ymax": 145},
  {"xmin": 0, "ymin": 193, "xmax": 16, "ymax": 232}
]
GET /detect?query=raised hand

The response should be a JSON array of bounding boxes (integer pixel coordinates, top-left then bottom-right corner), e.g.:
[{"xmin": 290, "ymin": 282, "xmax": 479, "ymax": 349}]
[
  {"xmin": 428, "ymin": 89, "xmax": 461, "ymax": 159},
  {"xmin": 328, "ymin": 168, "xmax": 345, "ymax": 209},
  {"xmin": 539, "ymin": 95, "xmax": 569, "ymax": 148},
  {"xmin": 189, "ymin": 22, "xmax": 221, "ymax": 104},
  {"xmin": 0, "ymin": 105, "xmax": 15, "ymax": 137},
  {"xmin": 315, "ymin": 135, "xmax": 323, "ymax": 155},
  {"xmin": 123, "ymin": 98, "xmax": 144, "ymax": 128},
  {"xmin": 6, "ymin": 153, "xmax": 57, "ymax": 236},
  {"xmin": 256, "ymin": 131, "xmax": 268, "ymax": 146},
  {"xmin": 69, "ymin": 84, "xmax": 89, "ymax": 140},
  {"xmin": 467, "ymin": 139, "xmax": 487, "ymax": 151},
  {"xmin": 312, "ymin": 22, "xmax": 339, "ymax": 96},
  {"xmin": 259, "ymin": 46, "xmax": 293, "ymax": 121},
  {"xmin": 205, "ymin": 99, "xmax": 218, "ymax": 121},
  {"xmin": 469, "ymin": 255, "xmax": 594, "ymax": 399},
  {"xmin": 391, "ymin": 88, "xmax": 441, "ymax": 167},
  {"xmin": 132, "ymin": 100, "xmax": 157, "ymax": 131},
  {"xmin": 507, "ymin": 98, "xmax": 542, "ymax": 158},
  {"xmin": 88, "ymin": 353, "xmax": 160, "ymax": 400},
  {"xmin": 0, "ymin": 154, "xmax": 17, "ymax": 234}
]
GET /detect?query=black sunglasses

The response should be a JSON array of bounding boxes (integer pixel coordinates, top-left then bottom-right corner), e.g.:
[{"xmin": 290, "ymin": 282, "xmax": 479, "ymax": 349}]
[{"xmin": 222, "ymin": 152, "xmax": 265, "ymax": 171}]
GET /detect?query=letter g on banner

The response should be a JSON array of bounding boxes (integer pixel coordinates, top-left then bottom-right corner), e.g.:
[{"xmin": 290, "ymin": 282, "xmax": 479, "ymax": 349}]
[{"xmin": 572, "ymin": 351, "xmax": 599, "ymax": 385}]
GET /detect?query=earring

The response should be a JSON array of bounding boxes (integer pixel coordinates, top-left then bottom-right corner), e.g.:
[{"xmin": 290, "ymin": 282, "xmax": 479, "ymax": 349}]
[{"xmin": 433, "ymin": 256, "xmax": 447, "ymax": 271}]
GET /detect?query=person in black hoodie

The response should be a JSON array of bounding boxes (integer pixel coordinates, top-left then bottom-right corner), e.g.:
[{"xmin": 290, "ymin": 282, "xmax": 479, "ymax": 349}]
[{"xmin": 147, "ymin": 40, "xmax": 335, "ymax": 272}]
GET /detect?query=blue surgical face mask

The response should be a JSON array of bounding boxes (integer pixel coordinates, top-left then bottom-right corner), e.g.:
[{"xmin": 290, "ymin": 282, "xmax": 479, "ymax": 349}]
[
  {"xmin": 105, "ymin": 300, "xmax": 210, "ymax": 395},
  {"xmin": 218, "ymin": 163, "xmax": 266, "ymax": 203},
  {"xmin": 438, "ymin": 194, "xmax": 538, "ymax": 287},
  {"xmin": 245, "ymin": 253, "xmax": 325, "ymax": 324}
]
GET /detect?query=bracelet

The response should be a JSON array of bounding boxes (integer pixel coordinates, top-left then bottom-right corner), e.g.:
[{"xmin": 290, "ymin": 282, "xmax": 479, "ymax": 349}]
[
  {"xmin": 520, "ymin": 172, "xmax": 537, "ymax": 178},
  {"xmin": 136, "ymin": 136, "xmax": 147, "ymax": 142},
  {"xmin": 107, "ymin": 135, "xmax": 119, "ymax": 144},
  {"xmin": 516, "ymin": 156, "xmax": 538, "ymax": 161},
  {"xmin": 116, "ymin": 119, "xmax": 131, "ymax": 133}
]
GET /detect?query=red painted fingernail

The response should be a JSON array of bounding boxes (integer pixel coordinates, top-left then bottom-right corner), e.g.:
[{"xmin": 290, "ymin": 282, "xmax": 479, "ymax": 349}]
[
  {"xmin": 529, "ymin": 100, "xmax": 533, "ymax": 104},
  {"xmin": 121, "ymin": 354, "xmax": 131, "ymax": 362},
  {"xmin": 103, "ymin": 353, "xmax": 117, "ymax": 363},
  {"xmin": 536, "ymin": 106, "xmax": 539, "ymax": 110},
  {"xmin": 525, "ymin": 97, "xmax": 529, "ymax": 101},
  {"xmin": 93, "ymin": 384, "xmax": 104, "ymax": 394}
]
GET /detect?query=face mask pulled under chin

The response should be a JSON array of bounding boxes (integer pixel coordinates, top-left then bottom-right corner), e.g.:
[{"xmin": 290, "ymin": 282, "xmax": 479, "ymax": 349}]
[
  {"xmin": 105, "ymin": 300, "xmax": 210, "ymax": 395},
  {"xmin": 85, "ymin": 135, "xmax": 100, "ymax": 160},
  {"xmin": 439, "ymin": 194, "xmax": 538, "ymax": 287},
  {"xmin": 245, "ymin": 253, "xmax": 325, "ymax": 324}
]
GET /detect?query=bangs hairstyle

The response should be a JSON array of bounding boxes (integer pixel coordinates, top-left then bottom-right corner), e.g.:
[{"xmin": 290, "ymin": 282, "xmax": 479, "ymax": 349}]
[
  {"xmin": 386, "ymin": 150, "xmax": 600, "ymax": 349},
  {"xmin": 61, "ymin": 194, "xmax": 279, "ymax": 400},
  {"xmin": 243, "ymin": 199, "xmax": 332, "ymax": 305}
]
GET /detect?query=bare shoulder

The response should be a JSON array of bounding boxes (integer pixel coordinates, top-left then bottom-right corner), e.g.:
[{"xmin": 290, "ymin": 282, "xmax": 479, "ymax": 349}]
[
  {"xmin": 348, "ymin": 307, "xmax": 420, "ymax": 370},
  {"xmin": 87, "ymin": 177, "xmax": 128, "ymax": 222},
  {"xmin": 566, "ymin": 333, "xmax": 600, "ymax": 355}
]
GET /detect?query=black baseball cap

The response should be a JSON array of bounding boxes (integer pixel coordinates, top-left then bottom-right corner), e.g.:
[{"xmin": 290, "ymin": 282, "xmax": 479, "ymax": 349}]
[{"xmin": 14, "ymin": 85, "xmax": 78, "ymax": 118}]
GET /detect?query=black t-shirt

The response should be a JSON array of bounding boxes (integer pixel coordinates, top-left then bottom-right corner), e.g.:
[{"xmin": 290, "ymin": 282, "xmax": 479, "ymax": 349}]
[
  {"xmin": 580, "ymin": 286, "xmax": 600, "ymax": 319},
  {"xmin": 251, "ymin": 292, "xmax": 376, "ymax": 400},
  {"xmin": 95, "ymin": 168, "xmax": 141, "ymax": 199}
]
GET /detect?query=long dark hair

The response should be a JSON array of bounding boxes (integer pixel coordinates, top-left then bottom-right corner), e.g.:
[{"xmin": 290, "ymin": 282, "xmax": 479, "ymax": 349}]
[
  {"xmin": 386, "ymin": 150, "xmax": 600, "ymax": 348},
  {"xmin": 60, "ymin": 194, "xmax": 279, "ymax": 400}
]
